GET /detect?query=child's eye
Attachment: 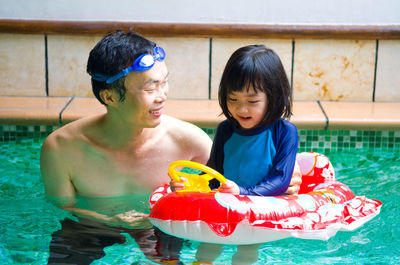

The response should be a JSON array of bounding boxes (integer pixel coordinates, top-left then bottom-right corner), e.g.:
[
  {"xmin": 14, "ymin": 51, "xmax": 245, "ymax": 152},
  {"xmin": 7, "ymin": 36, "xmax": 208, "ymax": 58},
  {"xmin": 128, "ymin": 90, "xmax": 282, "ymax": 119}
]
[
  {"xmin": 228, "ymin": 97, "xmax": 237, "ymax": 102},
  {"xmin": 249, "ymin": 100, "xmax": 259, "ymax": 104}
]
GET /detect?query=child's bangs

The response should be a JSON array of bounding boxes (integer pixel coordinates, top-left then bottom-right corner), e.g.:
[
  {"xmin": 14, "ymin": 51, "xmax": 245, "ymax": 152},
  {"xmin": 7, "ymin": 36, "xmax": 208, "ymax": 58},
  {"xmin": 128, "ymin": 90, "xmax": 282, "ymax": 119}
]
[{"xmin": 226, "ymin": 66, "xmax": 265, "ymax": 94}]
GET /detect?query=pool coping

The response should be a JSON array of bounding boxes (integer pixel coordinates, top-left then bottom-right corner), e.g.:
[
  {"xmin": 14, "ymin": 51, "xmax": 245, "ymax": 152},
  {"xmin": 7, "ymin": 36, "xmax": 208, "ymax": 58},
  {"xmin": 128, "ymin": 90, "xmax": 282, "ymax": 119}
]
[{"xmin": 1, "ymin": 96, "xmax": 400, "ymax": 130}]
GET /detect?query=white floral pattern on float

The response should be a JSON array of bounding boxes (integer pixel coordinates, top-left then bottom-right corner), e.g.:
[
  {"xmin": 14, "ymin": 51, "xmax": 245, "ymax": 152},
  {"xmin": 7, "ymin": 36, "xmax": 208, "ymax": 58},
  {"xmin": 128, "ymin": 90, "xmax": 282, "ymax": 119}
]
[{"xmin": 149, "ymin": 152, "xmax": 382, "ymax": 245}]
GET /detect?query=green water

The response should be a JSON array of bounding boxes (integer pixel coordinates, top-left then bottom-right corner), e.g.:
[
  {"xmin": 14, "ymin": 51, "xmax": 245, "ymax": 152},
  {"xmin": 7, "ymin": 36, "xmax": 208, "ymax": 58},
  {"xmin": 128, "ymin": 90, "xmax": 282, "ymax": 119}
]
[{"xmin": 0, "ymin": 137, "xmax": 399, "ymax": 264}]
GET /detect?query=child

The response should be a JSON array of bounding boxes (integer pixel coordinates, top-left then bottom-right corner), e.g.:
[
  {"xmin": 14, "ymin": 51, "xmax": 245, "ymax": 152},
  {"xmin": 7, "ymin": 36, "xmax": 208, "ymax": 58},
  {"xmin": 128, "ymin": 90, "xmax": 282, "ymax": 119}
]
[
  {"xmin": 208, "ymin": 44, "xmax": 298, "ymax": 196},
  {"xmin": 172, "ymin": 45, "xmax": 298, "ymax": 264}
]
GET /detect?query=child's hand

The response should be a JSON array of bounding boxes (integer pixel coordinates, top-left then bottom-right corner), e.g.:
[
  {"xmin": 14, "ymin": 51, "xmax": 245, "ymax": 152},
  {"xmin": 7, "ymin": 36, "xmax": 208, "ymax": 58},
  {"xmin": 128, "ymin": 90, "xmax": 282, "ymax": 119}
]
[
  {"xmin": 218, "ymin": 180, "xmax": 240, "ymax": 195},
  {"xmin": 169, "ymin": 178, "xmax": 186, "ymax": 192},
  {"xmin": 285, "ymin": 161, "xmax": 302, "ymax": 195}
]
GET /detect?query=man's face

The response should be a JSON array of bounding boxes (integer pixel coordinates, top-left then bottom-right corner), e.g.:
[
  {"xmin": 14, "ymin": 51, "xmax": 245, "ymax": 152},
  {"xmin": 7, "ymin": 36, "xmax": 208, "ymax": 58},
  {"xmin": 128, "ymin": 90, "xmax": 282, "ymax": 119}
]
[{"xmin": 118, "ymin": 61, "xmax": 169, "ymax": 128}]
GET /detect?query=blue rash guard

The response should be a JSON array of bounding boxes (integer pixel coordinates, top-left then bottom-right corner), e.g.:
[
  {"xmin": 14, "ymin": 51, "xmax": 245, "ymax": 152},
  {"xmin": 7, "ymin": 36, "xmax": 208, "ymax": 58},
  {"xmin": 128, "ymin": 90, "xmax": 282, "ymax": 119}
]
[{"xmin": 207, "ymin": 118, "xmax": 298, "ymax": 196}]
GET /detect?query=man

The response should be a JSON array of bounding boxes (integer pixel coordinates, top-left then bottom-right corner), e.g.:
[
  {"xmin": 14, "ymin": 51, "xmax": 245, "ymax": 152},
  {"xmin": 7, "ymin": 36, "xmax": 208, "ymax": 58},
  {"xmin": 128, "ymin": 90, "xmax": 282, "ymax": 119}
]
[
  {"xmin": 41, "ymin": 31, "xmax": 212, "ymax": 228},
  {"xmin": 41, "ymin": 31, "xmax": 301, "ymax": 264},
  {"xmin": 41, "ymin": 31, "xmax": 213, "ymax": 264}
]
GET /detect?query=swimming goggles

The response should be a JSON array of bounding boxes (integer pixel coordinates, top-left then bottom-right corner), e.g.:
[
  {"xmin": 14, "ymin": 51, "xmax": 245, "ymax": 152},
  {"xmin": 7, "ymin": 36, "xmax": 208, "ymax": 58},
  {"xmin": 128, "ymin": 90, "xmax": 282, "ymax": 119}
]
[{"xmin": 92, "ymin": 46, "xmax": 166, "ymax": 84}]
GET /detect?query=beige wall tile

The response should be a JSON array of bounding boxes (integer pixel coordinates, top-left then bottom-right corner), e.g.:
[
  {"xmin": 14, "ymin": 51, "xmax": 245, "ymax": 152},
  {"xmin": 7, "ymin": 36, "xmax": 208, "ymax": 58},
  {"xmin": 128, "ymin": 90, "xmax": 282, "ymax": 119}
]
[
  {"xmin": 153, "ymin": 37, "xmax": 210, "ymax": 99},
  {"xmin": 375, "ymin": 40, "xmax": 400, "ymax": 102},
  {"xmin": 211, "ymin": 38, "xmax": 292, "ymax": 99},
  {"xmin": 293, "ymin": 39, "xmax": 375, "ymax": 101},
  {"xmin": 48, "ymin": 35, "xmax": 101, "ymax": 97},
  {"xmin": 0, "ymin": 34, "xmax": 46, "ymax": 96}
]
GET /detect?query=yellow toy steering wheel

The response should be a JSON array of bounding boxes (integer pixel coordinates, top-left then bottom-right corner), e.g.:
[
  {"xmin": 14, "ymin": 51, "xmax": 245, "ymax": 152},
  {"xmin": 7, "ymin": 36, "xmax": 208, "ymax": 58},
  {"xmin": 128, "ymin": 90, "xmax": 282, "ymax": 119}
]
[{"xmin": 168, "ymin": 160, "xmax": 227, "ymax": 192}]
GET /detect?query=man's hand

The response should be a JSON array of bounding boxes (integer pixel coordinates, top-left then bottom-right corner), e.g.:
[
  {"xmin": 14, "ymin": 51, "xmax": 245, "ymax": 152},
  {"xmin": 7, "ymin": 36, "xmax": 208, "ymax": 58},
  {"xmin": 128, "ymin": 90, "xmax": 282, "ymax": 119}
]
[
  {"xmin": 285, "ymin": 161, "xmax": 302, "ymax": 195},
  {"xmin": 107, "ymin": 210, "xmax": 152, "ymax": 229}
]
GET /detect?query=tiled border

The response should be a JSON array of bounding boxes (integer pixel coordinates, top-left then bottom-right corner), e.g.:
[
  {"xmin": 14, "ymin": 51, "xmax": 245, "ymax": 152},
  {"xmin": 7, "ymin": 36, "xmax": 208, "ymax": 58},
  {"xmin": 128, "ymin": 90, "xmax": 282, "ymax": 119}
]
[
  {"xmin": 204, "ymin": 128, "xmax": 400, "ymax": 153},
  {"xmin": 2, "ymin": 124, "xmax": 399, "ymax": 153},
  {"xmin": 297, "ymin": 129, "xmax": 400, "ymax": 153},
  {"xmin": 0, "ymin": 124, "xmax": 59, "ymax": 141}
]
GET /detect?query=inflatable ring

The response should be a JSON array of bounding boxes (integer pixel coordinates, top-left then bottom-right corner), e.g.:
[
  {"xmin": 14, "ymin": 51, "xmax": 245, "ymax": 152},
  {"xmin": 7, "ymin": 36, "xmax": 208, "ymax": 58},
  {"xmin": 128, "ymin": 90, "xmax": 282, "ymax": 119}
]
[
  {"xmin": 168, "ymin": 160, "xmax": 227, "ymax": 192},
  {"xmin": 150, "ymin": 153, "xmax": 382, "ymax": 244}
]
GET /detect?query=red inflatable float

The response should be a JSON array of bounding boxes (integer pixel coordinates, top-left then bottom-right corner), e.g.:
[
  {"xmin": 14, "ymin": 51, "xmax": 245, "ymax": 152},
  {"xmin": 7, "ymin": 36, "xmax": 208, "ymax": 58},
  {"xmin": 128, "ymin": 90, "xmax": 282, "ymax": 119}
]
[{"xmin": 149, "ymin": 152, "xmax": 382, "ymax": 244}]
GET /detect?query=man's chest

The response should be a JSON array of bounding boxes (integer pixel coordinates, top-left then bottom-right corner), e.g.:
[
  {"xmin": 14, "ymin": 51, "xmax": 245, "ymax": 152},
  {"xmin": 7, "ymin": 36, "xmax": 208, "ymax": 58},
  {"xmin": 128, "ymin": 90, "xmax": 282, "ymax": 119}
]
[{"xmin": 67, "ymin": 143, "xmax": 186, "ymax": 196}]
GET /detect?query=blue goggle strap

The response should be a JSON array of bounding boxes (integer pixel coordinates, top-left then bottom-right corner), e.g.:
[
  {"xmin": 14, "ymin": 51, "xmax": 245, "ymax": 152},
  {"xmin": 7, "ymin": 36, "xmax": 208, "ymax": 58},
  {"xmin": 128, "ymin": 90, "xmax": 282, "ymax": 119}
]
[{"xmin": 105, "ymin": 46, "xmax": 165, "ymax": 84}]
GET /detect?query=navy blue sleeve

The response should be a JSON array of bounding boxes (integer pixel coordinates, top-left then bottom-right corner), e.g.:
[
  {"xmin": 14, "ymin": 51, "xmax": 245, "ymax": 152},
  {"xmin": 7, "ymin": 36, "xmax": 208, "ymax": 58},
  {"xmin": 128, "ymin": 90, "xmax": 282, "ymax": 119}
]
[
  {"xmin": 239, "ymin": 120, "xmax": 298, "ymax": 196},
  {"xmin": 206, "ymin": 120, "xmax": 233, "ymax": 175}
]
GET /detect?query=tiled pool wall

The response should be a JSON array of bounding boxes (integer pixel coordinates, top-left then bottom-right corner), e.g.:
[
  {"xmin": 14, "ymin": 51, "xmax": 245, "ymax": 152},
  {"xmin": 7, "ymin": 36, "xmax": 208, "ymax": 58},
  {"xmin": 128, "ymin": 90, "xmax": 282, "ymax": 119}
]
[
  {"xmin": 297, "ymin": 129, "xmax": 400, "ymax": 153},
  {"xmin": 2, "ymin": 26, "xmax": 400, "ymax": 152},
  {"xmin": 0, "ymin": 125, "xmax": 59, "ymax": 141},
  {"xmin": 3, "ymin": 125, "xmax": 399, "ymax": 153},
  {"xmin": 204, "ymin": 128, "xmax": 400, "ymax": 153},
  {"xmin": 2, "ymin": 34, "xmax": 400, "ymax": 102}
]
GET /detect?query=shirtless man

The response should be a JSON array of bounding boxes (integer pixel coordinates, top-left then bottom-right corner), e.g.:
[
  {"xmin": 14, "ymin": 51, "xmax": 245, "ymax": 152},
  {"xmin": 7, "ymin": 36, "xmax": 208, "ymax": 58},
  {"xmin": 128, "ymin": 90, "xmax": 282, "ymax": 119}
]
[
  {"xmin": 41, "ymin": 31, "xmax": 212, "ymax": 229},
  {"xmin": 40, "ymin": 31, "xmax": 215, "ymax": 264},
  {"xmin": 40, "ymin": 31, "xmax": 301, "ymax": 264}
]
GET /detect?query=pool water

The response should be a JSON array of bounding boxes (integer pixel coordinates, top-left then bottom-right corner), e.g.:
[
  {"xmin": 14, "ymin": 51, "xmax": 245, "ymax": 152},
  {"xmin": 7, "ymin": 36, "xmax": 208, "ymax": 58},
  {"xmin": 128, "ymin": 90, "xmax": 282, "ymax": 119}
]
[{"xmin": 0, "ymin": 137, "xmax": 399, "ymax": 264}]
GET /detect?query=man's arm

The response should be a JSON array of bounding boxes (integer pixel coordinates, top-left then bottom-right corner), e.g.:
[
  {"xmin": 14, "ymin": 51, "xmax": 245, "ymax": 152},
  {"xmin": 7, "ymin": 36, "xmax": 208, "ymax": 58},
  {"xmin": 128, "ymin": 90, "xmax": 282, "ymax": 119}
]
[
  {"xmin": 178, "ymin": 121, "xmax": 213, "ymax": 164},
  {"xmin": 168, "ymin": 121, "xmax": 212, "ymax": 191},
  {"xmin": 189, "ymin": 127, "xmax": 212, "ymax": 164},
  {"xmin": 40, "ymin": 135, "xmax": 77, "ymax": 205}
]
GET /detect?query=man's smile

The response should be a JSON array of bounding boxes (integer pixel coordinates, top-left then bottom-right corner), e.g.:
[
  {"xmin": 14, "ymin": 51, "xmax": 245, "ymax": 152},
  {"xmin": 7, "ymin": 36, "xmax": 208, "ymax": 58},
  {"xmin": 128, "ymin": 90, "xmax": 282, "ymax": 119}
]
[{"xmin": 150, "ymin": 107, "xmax": 163, "ymax": 117}]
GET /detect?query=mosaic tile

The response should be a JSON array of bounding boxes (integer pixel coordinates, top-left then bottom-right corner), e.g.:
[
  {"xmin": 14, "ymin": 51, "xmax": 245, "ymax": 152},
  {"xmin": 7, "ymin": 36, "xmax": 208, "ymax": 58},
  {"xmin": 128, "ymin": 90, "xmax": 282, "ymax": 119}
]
[
  {"xmin": 296, "ymin": 129, "xmax": 400, "ymax": 153},
  {"xmin": 1, "ymin": 125, "xmax": 399, "ymax": 153},
  {"xmin": 0, "ymin": 124, "xmax": 58, "ymax": 141}
]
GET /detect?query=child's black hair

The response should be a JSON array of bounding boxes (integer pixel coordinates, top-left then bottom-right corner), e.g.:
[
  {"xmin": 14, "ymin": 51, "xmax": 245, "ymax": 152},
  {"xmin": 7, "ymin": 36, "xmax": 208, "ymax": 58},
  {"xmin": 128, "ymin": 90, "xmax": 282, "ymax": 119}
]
[{"xmin": 218, "ymin": 45, "xmax": 292, "ymax": 127}]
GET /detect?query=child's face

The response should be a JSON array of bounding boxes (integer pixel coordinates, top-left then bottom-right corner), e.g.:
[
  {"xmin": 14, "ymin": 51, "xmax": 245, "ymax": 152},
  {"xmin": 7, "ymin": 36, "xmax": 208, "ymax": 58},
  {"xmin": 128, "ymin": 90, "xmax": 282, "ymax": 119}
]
[{"xmin": 226, "ymin": 86, "xmax": 268, "ymax": 129}]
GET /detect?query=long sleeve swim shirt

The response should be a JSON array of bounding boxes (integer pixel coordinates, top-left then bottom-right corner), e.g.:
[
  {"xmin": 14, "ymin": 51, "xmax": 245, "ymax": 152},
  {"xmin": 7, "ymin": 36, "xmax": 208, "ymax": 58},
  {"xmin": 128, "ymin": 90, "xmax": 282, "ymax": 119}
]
[{"xmin": 207, "ymin": 118, "xmax": 298, "ymax": 196}]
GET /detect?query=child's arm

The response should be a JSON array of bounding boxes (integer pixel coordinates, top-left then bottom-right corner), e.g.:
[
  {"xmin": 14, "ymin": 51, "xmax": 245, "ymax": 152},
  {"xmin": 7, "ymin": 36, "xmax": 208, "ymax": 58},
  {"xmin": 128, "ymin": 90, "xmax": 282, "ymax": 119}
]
[
  {"xmin": 219, "ymin": 160, "xmax": 301, "ymax": 196},
  {"xmin": 285, "ymin": 161, "xmax": 302, "ymax": 195}
]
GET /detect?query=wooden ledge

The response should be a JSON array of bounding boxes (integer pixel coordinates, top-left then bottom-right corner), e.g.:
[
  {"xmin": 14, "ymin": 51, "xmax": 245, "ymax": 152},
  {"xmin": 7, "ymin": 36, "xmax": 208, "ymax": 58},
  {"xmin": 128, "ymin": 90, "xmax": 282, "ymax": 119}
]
[
  {"xmin": 0, "ymin": 96, "xmax": 70, "ymax": 125},
  {"xmin": 1, "ymin": 96, "xmax": 400, "ymax": 130},
  {"xmin": 61, "ymin": 97, "xmax": 106, "ymax": 124},
  {"xmin": 320, "ymin": 101, "xmax": 400, "ymax": 130},
  {"xmin": 1, "ymin": 19, "xmax": 400, "ymax": 39}
]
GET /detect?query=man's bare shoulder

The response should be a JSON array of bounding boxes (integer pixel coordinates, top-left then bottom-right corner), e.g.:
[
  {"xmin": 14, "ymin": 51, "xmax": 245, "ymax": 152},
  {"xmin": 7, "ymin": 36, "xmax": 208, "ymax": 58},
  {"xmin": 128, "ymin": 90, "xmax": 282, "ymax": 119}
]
[
  {"xmin": 161, "ymin": 115, "xmax": 208, "ymax": 138},
  {"xmin": 42, "ymin": 114, "xmax": 103, "ymax": 152},
  {"xmin": 160, "ymin": 115, "xmax": 212, "ymax": 163}
]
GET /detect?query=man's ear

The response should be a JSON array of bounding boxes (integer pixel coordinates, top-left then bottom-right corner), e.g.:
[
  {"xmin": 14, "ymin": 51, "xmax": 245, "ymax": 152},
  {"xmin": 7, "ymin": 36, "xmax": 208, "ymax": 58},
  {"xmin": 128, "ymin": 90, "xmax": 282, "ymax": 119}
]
[{"xmin": 99, "ymin": 89, "xmax": 117, "ymax": 105}]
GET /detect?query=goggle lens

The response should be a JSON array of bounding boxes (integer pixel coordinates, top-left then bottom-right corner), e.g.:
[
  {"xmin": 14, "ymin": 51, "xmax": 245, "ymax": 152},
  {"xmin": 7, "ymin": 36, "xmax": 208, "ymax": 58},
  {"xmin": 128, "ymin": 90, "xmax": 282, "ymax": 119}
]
[{"xmin": 138, "ymin": 54, "xmax": 156, "ymax": 68}]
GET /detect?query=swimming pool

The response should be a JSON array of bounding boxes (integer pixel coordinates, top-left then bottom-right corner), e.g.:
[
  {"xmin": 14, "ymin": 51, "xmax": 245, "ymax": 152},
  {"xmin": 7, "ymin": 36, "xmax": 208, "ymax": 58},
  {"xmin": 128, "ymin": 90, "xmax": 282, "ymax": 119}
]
[{"xmin": 0, "ymin": 135, "xmax": 399, "ymax": 264}]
